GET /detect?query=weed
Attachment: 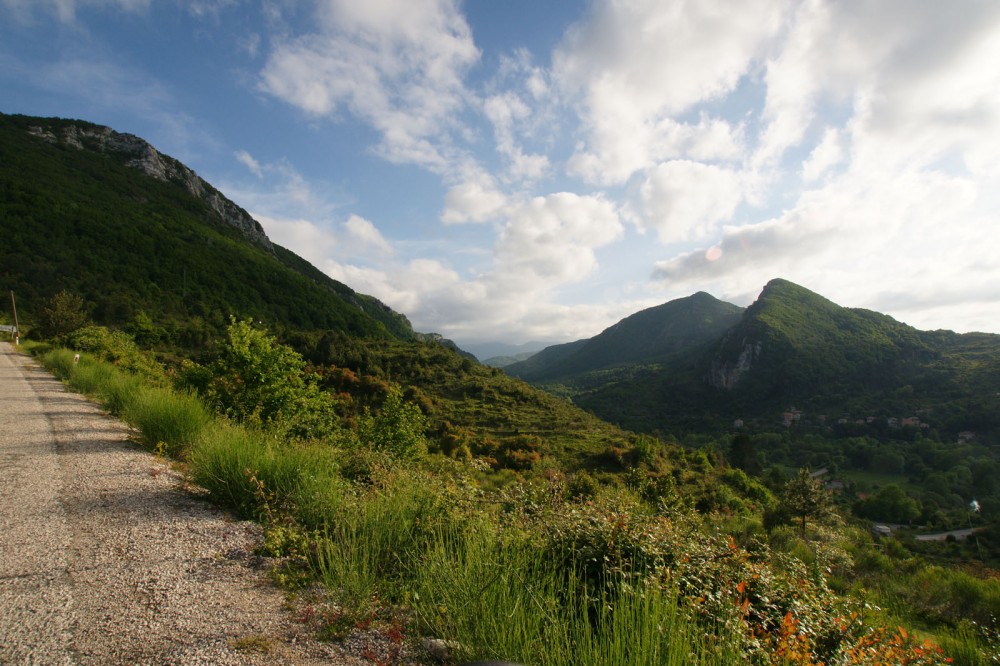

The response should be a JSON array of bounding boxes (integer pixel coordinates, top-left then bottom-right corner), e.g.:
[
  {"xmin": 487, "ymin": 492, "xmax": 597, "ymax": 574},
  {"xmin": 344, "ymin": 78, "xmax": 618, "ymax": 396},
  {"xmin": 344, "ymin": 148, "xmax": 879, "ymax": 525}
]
[{"xmin": 227, "ymin": 634, "xmax": 273, "ymax": 654}]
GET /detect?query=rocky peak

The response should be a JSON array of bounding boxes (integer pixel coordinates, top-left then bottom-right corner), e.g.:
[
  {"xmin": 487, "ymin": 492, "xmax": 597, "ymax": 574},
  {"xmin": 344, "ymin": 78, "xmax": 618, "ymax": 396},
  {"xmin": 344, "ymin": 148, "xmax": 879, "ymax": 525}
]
[{"xmin": 27, "ymin": 122, "xmax": 273, "ymax": 251}]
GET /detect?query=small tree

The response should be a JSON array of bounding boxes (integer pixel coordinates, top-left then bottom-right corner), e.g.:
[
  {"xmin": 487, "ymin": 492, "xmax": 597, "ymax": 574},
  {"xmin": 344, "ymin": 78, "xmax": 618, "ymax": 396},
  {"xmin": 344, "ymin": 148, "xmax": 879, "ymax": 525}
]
[
  {"xmin": 36, "ymin": 290, "xmax": 90, "ymax": 339},
  {"xmin": 781, "ymin": 467, "xmax": 829, "ymax": 537},
  {"xmin": 357, "ymin": 386, "xmax": 427, "ymax": 460},
  {"xmin": 206, "ymin": 318, "xmax": 334, "ymax": 437},
  {"xmin": 729, "ymin": 433, "xmax": 761, "ymax": 475}
]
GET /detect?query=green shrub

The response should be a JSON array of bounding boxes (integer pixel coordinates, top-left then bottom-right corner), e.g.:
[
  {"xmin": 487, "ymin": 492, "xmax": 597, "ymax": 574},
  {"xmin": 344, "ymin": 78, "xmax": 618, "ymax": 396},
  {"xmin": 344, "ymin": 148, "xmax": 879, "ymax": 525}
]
[{"xmin": 68, "ymin": 325, "xmax": 165, "ymax": 382}]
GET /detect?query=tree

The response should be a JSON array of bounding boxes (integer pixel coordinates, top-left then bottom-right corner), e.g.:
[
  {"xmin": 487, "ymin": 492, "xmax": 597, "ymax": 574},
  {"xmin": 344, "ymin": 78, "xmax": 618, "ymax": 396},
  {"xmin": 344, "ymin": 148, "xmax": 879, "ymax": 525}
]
[
  {"xmin": 781, "ymin": 468, "xmax": 829, "ymax": 537},
  {"xmin": 206, "ymin": 318, "xmax": 334, "ymax": 437},
  {"xmin": 729, "ymin": 433, "xmax": 761, "ymax": 475},
  {"xmin": 855, "ymin": 484, "xmax": 921, "ymax": 524},
  {"xmin": 357, "ymin": 386, "xmax": 427, "ymax": 460},
  {"xmin": 36, "ymin": 290, "xmax": 90, "ymax": 339}
]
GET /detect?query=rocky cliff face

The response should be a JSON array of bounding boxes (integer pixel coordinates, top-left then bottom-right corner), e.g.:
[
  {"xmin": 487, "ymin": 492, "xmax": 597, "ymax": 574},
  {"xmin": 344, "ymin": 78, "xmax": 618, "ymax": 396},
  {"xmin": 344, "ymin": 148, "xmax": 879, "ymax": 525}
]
[
  {"xmin": 27, "ymin": 123, "xmax": 273, "ymax": 251},
  {"xmin": 708, "ymin": 339, "xmax": 762, "ymax": 390}
]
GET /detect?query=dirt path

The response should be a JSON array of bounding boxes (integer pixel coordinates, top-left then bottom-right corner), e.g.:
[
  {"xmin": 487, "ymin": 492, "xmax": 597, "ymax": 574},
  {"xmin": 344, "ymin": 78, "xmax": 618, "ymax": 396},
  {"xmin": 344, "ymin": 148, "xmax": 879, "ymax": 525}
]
[{"xmin": 0, "ymin": 342, "xmax": 357, "ymax": 665}]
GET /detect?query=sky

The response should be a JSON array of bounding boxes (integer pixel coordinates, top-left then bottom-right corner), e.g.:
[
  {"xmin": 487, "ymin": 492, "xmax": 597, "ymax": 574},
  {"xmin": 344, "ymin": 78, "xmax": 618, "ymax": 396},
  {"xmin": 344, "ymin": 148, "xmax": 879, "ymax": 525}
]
[{"xmin": 2, "ymin": 0, "xmax": 1000, "ymax": 352}]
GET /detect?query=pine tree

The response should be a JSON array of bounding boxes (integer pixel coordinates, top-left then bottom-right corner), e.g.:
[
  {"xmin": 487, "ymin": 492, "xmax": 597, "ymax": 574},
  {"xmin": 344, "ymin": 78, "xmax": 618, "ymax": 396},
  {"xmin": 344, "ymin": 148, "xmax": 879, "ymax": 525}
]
[{"xmin": 781, "ymin": 467, "xmax": 828, "ymax": 537}]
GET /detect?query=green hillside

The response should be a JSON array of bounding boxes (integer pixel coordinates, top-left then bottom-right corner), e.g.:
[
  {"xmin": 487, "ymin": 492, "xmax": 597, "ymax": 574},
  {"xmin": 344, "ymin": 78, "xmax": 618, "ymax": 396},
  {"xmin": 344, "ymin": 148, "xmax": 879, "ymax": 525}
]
[
  {"xmin": 0, "ymin": 112, "xmax": 704, "ymax": 485},
  {"xmin": 0, "ymin": 112, "xmax": 414, "ymax": 344},
  {"xmin": 524, "ymin": 278, "xmax": 1000, "ymax": 440},
  {"xmin": 507, "ymin": 292, "xmax": 743, "ymax": 383}
]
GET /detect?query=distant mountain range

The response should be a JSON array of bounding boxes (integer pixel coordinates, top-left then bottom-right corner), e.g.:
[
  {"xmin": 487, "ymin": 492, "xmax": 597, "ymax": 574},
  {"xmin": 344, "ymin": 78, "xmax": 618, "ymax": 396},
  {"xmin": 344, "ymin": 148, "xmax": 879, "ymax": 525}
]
[
  {"xmin": 461, "ymin": 340, "xmax": 555, "ymax": 366},
  {"xmin": 506, "ymin": 279, "xmax": 1000, "ymax": 439},
  {"xmin": 505, "ymin": 292, "xmax": 744, "ymax": 382}
]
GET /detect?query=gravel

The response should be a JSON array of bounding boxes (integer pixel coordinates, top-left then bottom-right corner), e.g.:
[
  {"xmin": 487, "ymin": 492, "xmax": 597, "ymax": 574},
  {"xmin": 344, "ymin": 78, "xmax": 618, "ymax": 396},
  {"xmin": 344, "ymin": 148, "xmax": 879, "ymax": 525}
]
[{"xmin": 0, "ymin": 343, "xmax": 377, "ymax": 665}]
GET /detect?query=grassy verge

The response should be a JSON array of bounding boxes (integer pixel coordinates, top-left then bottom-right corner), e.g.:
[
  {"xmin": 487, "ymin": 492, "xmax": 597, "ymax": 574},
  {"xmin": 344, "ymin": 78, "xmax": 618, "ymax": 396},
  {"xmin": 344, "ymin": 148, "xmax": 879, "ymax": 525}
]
[{"xmin": 30, "ymin": 344, "xmax": 995, "ymax": 664}]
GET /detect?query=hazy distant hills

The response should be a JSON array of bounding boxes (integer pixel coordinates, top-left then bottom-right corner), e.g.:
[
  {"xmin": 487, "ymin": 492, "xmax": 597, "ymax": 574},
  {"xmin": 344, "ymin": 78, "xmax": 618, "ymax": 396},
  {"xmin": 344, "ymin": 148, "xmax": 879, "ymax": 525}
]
[
  {"xmin": 0, "ymin": 112, "xmax": 414, "ymax": 341},
  {"xmin": 509, "ymin": 279, "xmax": 1000, "ymax": 438},
  {"xmin": 462, "ymin": 340, "xmax": 554, "ymax": 366}
]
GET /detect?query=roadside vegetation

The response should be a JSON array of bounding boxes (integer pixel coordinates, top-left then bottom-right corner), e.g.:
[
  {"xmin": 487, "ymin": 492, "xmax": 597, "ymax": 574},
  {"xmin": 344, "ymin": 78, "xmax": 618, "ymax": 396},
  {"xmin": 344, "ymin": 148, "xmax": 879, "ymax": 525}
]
[{"xmin": 24, "ymin": 320, "xmax": 999, "ymax": 664}]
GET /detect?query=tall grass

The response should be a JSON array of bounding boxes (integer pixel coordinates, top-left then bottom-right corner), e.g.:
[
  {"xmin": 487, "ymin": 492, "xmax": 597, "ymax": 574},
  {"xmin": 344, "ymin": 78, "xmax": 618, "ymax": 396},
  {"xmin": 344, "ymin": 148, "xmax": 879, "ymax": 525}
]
[
  {"xmin": 124, "ymin": 385, "xmax": 210, "ymax": 457},
  {"xmin": 188, "ymin": 422, "xmax": 345, "ymax": 525},
  {"xmin": 313, "ymin": 470, "xmax": 457, "ymax": 606},
  {"xmin": 39, "ymin": 349, "xmax": 208, "ymax": 457},
  {"xmin": 404, "ymin": 524, "xmax": 740, "ymax": 665}
]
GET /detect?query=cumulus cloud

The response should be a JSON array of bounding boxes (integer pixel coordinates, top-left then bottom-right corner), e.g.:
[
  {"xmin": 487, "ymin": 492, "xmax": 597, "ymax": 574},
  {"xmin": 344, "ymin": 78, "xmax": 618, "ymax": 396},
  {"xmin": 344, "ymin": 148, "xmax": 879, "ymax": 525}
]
[
  {"xmin": 495, "ymin": 193, "xmax": 623, "ymax": 288},
  {"xmin": 259, "ymin": 0, "xmax": 479, "ymax": 172},
  {"xmin": 261, "ymin": 187, "xmax": 630, "ymax": 343},
  {"xmin": 755, "ymin": 0, "xmax": 1000, "ymax": 170},
  {"xmin": 639, "ymin": 161, "xmax": 744, "ymax": 243},
  {"xmin": 441, "ymin": 180, "xmax": 508, "ymax": 224},
  {"xmin": 554, "ymin": 0, "xmax": 788, "ymax": 185},
  {"xmin": 343, "ymin": 214, "xmax": 393, "ymax": 255}
]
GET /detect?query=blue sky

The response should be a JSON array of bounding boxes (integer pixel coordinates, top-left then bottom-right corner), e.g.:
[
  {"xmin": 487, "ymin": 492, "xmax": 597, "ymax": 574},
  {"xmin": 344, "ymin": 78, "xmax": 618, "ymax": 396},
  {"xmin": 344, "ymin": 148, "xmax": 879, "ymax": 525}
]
[{"xmin": 3, "ymin": 0, "xmax": 1000, "ymax": 350}]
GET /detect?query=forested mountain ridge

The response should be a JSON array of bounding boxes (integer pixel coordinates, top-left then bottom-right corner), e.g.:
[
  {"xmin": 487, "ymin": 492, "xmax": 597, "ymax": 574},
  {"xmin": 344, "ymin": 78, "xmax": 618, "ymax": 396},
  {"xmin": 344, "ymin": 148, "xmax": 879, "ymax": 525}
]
[
  {"xmin": 517, "ymin": 278, "xmax": 1000, "ymax": 440},
  {"xmin": 0, "ymin": 112, "xmax": 414, "ymax": 341},
  {"xmin": 506, "ymin": 291, "xmax": 744, "ymax": 383},
  {"xmin": 0, "ymin": 111, "xmax": 657, "ymax": 475}
]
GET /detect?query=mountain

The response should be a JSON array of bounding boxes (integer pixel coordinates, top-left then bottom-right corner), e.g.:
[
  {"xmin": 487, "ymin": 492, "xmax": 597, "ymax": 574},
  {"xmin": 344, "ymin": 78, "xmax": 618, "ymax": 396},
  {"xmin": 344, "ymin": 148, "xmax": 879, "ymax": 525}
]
[
  {"xmin": 0, "ymin": 112, "xmax": 414, "ymax": 342},
  {"xmin": 481, "ymin": 351, "xmax": 538, "ymax": 368},
  {"xmin": 516, "ymin": 279, "xmax": 1000, "ymax": 438},
  {"xmin": 707, "ymin": 278, "xmax": 931, "ymax": 397},
  {"xmin": 506, "ymin": 292, "xmax": 744, "ymax": 383},
  {"xmin": 0, "ymin": 112, "xmax": 667, "ymax": 477},
  {"xmin": 461, "ymin": 340, "xmax": 553, "ymax": 363}
]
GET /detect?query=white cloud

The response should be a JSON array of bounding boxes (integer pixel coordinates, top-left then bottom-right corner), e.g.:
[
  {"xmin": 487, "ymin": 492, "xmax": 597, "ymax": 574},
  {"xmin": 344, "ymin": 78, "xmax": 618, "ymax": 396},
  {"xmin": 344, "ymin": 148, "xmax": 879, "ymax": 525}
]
[
  {"xmin": 441, "ymin": 180, "xmax": 508, "ymax": 224},
  {"xmin": 483, "ymin": 90, "xmax": 551, "ymax": 183},
  {"xmin": 554, "ymin": 0, "xmax": 789, "ymax": 185},
  {"xmin": 234, "ymin": 150, "xmax": 263, "ymax": 177},
  {"xmin": 343, "ymin": 214, "xmax": 392, "ymax": 255},
  {"xmin": 801, "ymin": 127, "xmax": 843, "ymax": 182},
  {"xmin": 755, "ymin": 0, "xmax": 1000, "ymax": 170},
  {"xmin": 651, "ymin": 159, "xmax": 997, "ymax": 332},
  {"xmin": 495, "ymin": 193, "xmax": 623, "ymax": 287},
  {"xmin": 639, "ymin": 161, "xmax": 743, "ymax": 243},
  {"xmin": 259, "ymin": 0, "xmax": 479, "ymax": 173},
  {"xmin": 254, "ymin": 214, "xmax": 338, "ymax": 268}
]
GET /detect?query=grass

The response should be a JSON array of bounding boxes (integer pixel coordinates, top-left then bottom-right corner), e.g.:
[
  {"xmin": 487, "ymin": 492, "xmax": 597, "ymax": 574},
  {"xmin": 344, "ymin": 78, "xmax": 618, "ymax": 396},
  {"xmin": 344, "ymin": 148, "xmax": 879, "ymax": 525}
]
[
  {"xmin": 189, "ymin": 422, "xmax": 345, "ymax": 525},
  {"xmin": 121, "ymin": 386, "xmax": 209, "ymax": 457},
  {"xmin": 38, "ymin": 348, "xmax": 209, "ymax": 457},
  {"xmin": 30, "ymin": 344, "xmax": 996, "ymax": 665}
]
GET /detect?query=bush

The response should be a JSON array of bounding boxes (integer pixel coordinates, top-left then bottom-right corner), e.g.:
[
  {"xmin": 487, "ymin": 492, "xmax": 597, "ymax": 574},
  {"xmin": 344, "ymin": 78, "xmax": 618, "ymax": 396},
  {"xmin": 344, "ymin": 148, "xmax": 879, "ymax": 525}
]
[
  {"xmin": 355, "ymin": 386, "xmax": 427, "ymax": 459},
  {"xmin": 205, "ymin": 318, "xmax": 336, "ymax": 439}
]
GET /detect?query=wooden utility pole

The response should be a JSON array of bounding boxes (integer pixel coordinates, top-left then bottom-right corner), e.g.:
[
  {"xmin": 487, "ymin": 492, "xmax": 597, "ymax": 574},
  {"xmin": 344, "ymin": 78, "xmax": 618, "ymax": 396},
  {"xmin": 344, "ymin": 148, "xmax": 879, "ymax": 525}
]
[{"xmin": 10, "ymin": 290, "xmax": 19, "ymax": 344}]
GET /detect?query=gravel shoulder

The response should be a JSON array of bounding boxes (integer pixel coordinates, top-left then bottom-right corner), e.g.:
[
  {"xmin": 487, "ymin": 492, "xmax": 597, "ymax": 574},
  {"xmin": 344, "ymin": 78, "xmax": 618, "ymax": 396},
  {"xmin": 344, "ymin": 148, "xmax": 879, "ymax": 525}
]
[{"xmin": 0, "ymin": 342, "xmax": 360, "ymax": 665}]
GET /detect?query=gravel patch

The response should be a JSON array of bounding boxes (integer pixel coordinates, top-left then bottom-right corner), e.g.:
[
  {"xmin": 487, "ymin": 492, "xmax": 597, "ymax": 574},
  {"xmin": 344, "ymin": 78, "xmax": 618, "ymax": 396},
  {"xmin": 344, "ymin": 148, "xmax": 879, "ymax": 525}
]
[{"xmin": 0, "ymin": 343, "xmax": 379, "ymax": 665}]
